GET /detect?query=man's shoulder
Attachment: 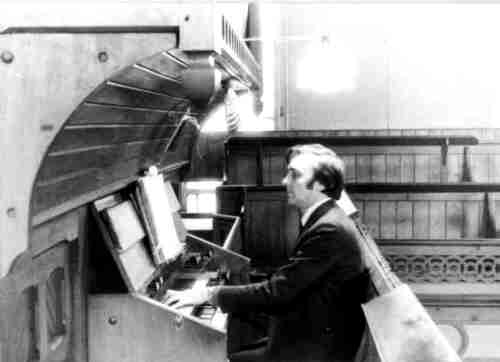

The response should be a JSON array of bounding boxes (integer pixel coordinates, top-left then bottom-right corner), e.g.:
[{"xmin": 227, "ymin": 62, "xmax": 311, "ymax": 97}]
[{"xmin": 313, "ymin": 204, "xmax": 353, "ymax": 229}]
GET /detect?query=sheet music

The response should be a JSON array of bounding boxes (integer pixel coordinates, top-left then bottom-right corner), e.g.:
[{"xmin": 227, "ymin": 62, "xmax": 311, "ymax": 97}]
[
  {"xmin": 103, "ymin": 200, "xmax": 145, "ymax": 251},
  {"xmin": 137, "ymin": 172, "xmax": 184, "ymax": 265}
]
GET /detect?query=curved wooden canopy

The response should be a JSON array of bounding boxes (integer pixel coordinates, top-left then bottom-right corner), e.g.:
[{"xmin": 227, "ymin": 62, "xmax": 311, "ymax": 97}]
[{"xmin": 30, "ymin": 48, "xmax": 200, "ymax": 225}]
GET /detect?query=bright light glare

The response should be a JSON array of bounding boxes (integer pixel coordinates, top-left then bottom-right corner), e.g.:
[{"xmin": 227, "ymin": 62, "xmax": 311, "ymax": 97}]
[
  {"xmin": 185, "ymin": 181, "xmax": 222, "ymax": 191},
  {"xmin": 201, "ymin": 106, "xmax": 227, "ymax": 133},
  {"xmin": 297, "ymin": 40, "xmax": 358, "ymax": 94},
  {"xmin": 201, "ymin": 93, "xmax": 274, "ymax": 133}
]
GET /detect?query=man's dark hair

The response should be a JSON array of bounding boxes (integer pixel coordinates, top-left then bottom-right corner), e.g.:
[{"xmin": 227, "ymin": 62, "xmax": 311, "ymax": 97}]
[{"xmin": 286, "ymin": 144, "xmax": 345, "ymax": 200}]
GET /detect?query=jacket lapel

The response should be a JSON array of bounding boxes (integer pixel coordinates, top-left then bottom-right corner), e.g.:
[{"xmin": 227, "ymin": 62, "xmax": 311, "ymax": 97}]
[{"xmin": 294, "ymin": 199, "xmax": 335, "ymax": 251}]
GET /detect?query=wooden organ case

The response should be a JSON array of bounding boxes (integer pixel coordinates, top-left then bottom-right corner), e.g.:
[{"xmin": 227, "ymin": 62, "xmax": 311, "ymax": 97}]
[
  {"xmin": 89, "ymin": 190, "xmax": 249, "ymax": 362},
  {"xmin": 0, "ymin": 4, "xmax": 261, "ymax": 362}
]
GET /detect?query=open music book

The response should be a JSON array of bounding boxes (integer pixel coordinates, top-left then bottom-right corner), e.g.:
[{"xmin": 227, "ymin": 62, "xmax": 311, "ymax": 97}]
[{"xmin": 135, "ymin": 168, "xmax": 185, "ymax": 265}]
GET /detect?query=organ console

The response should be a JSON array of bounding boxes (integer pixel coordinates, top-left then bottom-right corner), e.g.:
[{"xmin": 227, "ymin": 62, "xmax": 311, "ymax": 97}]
[
  {"xmin": 88, "ymin": 186, "xmax": 250, "ymax": 362},
  {"xmin": 2, "ymin": 3, "xmax": 500, "ymax": 361}
]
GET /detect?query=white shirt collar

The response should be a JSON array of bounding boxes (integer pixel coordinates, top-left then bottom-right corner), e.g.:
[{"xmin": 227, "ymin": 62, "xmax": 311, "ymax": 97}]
[{"xmin": 301, "ymin": 197, "xmax": 331, "ymax": 227}]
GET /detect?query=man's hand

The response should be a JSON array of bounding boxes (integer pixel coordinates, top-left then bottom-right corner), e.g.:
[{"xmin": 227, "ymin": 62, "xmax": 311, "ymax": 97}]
[{"xmin": 166, "ymin": 286, "xmax": 212, "ymax": 309}]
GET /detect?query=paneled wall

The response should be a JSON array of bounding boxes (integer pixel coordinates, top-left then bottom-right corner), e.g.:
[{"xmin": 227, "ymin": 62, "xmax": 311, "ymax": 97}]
[
  {"xmin": 227, "ymin": 128, "xmax": 500, "ymax": 185},
  {"xmin": 269, "ymin": 4, "xmax": 500, "ymax": 131},
  {"xmin": 353, "ymin": 192, "xmax": 493, "ymax": 240}
]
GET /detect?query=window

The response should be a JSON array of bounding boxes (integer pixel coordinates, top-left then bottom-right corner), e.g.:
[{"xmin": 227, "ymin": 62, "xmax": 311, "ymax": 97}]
[{"xmin": 182, "ymin": 181, "xmax": 222, "ymax": 230}]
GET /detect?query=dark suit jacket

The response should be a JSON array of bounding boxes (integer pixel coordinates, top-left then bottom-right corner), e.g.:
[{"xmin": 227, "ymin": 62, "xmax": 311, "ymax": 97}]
[{"xmin": 216, "ymin": 199, "xmax": 370, "ymax": 362}]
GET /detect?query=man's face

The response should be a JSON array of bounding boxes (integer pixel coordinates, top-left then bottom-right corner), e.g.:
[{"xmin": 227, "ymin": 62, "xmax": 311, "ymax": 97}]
[{"xmin": 282, "ymin": 153, "xmax": 323, "ymax": 210}]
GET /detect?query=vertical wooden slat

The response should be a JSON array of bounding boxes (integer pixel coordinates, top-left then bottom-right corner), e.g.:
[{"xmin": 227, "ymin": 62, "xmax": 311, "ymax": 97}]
[
  {"xmin": 386, "ymin": 154, "xmax": 401, "ymax": 182},
  {"xmin": 371, "ymin": 154, "xmax": 386, "ymax": 182},
  {"xmin": 447, "ymin": 153, "xmax": 461, "ymax": 182},
  {"xmin": 446, "ymin": 200, "xmax": 463, "ymax": 239},
  {"xmin": 415, "ymin": 154, "xmax": 429, "ymax": 182},
  {"xmin": 343, "ymin": 155, "xmax": 356, "ymax": 183},
  {"xmin": 429, "ymin": 201, "xmax": 446, "ymax": 239},
  {"xmin": 356, "ymin": 155, "xmax": 371, "ymax": 182},
  {"xmin": 490, "ymin": 154, "xmax": 500, "ymax": 182},
  {"xmin": 38, "ymin": 283, "xmax": 48, "ymax": 360},
  {"xmin": 396, "ymin": 201, "xmax": 412, "ymax": 239},
  {"xmin": 364, "ymin": 201, "xmax": 380, "ymax": 239},
  {"xmin": 401, "ymin": 154, "xmax": 414, "ymax": 182},
  {"xmin": 413, "ymin": 200, "xmax": 429, "ymax": 239},
  {"xmin": 256, "ymin": 142, "xmax": 264, "ymax": 186},
  {"xmin": 356, "ymin": 200, "xmax": 365, "ymax": 224},
  {"xmin": 472, "ymin": 153, "xmax": 489, "ymax": 182},
  {"xmin": 464, "ymin": 200, "xmax": 481, "ymax": 238},
  {"xmin": 380, "ymin": 201, "xmax": 396, "ymax": 239},
  {"xmin": 482, "ymin": 193, "xmax": 497, "ymax": 238},
  {"xmin": 428, "ymin": 153, "xmax": 442, "ymax": 182}
]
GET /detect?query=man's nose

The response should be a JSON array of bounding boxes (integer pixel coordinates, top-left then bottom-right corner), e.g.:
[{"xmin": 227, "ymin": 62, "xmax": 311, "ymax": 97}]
[{"xmin": 281, "ymin": 175, "xmax": 288, "ymax": 185}]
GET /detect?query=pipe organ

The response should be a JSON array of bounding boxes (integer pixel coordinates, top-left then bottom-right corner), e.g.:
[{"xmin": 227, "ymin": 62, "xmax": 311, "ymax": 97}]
[{"xmin": 1, "ymin": 3, "xmax": 500, "ymax": 362}]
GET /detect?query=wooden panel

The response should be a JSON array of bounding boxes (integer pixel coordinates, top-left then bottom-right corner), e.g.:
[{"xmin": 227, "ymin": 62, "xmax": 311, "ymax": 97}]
[
  {"xmin": 68, "ymin": 103, "xmax": 177, "ymax": 125},
  {"xmin": 32, "ymin": 152, "xmax": 187, "ymax": 215},
  {"xmin": 87, "ymin": 82, "xmax": 186, "ymax": 110},
  {"xmin": 356, "ymin": 154, "xmax": 371, "ymax": 182},
  {"xmin": 470, "ymin": 153, "xmax": 490, "ymax": 182},
  {"xmin": 396, "ymin": 201, "xmax": 413, "ymax": 239},
  {"xmin": 430, "ymin": 201, "xmax": 448, "ymax": 239},
  {"xmin": 401, "ymin": 154, "xmax": 415, "ymax": 182},
  {"xmin": 413, "ymin": 201, "xmax": 430, "ymax": 239},
  {"xmin": 491, "ymin": 154, "xmax": 500, "ymax": 182},
  {"xmin": 364, "ymin": 201, "xmax": 380, "ymax": 238},
  {"xmin": 263, "ymin": 150, "xmax": 286, "ymax": 184},
  {"xmin": 371, "ymin": 154, "xmax": 386, "ymax": 182},
  {"xmin": 50, "ymin": 125, "xmax": 177, "ymax": 153},
  {"xmin": 352, "ymin": 191, "xmax": 493, "ymax": 241},
  {"xmin": 386, "ymin": 155, "xmax": 401, "ymax": 182},
  {"xmin": 109, "ymin": 65, "xmax": 188, "ymax": 99},
  {"xmin": 447, "ymin": 153, "xmax": 461, "ymax": 182},
  {"xmin": 0, "ymin": 243, "xmax": 70, "ymax": 362},
  {"xmin": 46, "ymin": 268, "xmax": 65, "ymax": 340},
  {"xmin": 1, "ymin": 286, "xmax": 36, "ymax": 362},
  {"xmin": 428, "ymin": 154, "xmax": 442, "ymax": 182},
  {"xmin": 138, "ymin": 49, "xmax": 190, "ymax": 78},
  {"xmin": 415, "ymin": 154, "xmax": 429, "ymax": 182},
  {"xmin": 0, "ymin": 30, "xmax": 179, "ymax": 276},
  {"xmin": 38, "ymin": 138, "xmax": 173, "ymax": 182},
  {"xmin": 216, "ymin": 187, "xmax": 245, "ymax": 216},
  {"xmin": 114, "ymin": 241, "xmax": 156, "ymax": 293},
  {"xmin": 30, "ymin": 208, "xmax": 80, "ymax": 254},
  {"xmin": 343, "ymin": 155, "xmax": 356, "ymax": 183},
  {"xmin": 88, "ymin": 295, "xmax": 226, "ymax": 362},
  {"xmin": 463, "ymin": 200, "xmax": 481, "ymax": 238},
  {"xmin": 380, "ymin": 201, "xmax": 396, "ymax": 239},
  {"xmin": 226, "ymin": 149, "xmax": 258, "ymax": 185},
  {"xmin": 355, "ymin": 200, "xmax": 365, "ymax": 222},
  {"xmin": 224, "ymin": 132, "xmax": 481, "ymax": 186},
  {"xmin": 446, "ymin": 201, "xmax": 463, "ymax": 239},
  {"xmin": 186, "ymin": 132, "xmax": 226, "ymax": 180},
  {"xmin": 244, "ymin": 191, "xmax": 299, "ymax": 266},
  {"xmin": 380, "ymin": 238, "xmax": 500, "ymax": 285}
]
